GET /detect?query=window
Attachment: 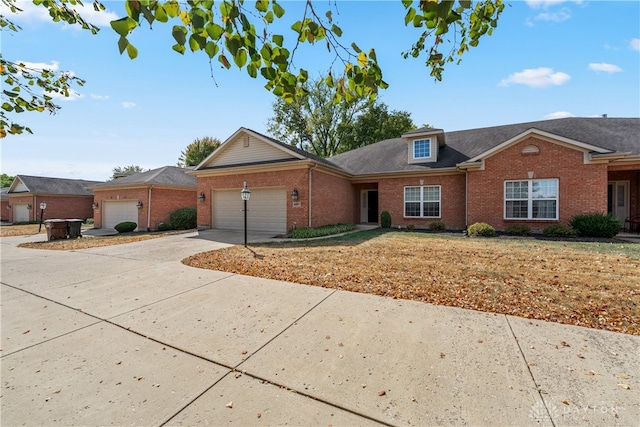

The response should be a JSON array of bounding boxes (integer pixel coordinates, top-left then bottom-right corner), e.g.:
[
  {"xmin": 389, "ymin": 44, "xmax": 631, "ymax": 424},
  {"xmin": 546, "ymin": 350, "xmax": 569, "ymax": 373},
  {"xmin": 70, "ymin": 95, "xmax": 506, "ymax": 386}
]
[
  {"xmin": 413, "ymin": 139, "xmax": 431, "ymax": 159},
  {"xmin": 404, "ymin": 185, "xmax": 440, "ymax": 217},
  {"xmin": 505, "ymin": 179, "xmax": 558, "ymax": 220}
]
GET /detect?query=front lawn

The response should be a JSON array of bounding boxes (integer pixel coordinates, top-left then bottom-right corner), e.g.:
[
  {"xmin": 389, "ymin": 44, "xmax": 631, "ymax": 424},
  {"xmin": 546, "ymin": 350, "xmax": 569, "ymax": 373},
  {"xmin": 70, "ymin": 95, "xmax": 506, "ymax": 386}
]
[{"xmin": 183, "ymin": 230, "xmax": 640, "ymax": 335}]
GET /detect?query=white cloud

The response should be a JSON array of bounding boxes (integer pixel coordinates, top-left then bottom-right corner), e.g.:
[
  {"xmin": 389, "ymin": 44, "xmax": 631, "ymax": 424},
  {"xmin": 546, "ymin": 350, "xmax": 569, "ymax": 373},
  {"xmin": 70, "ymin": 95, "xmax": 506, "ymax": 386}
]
[
  {"xmin": 48, "ymin": 90, "xmax": 83, "ymax": 102},
  {"xmin": 122, "ymin": 102, "xmax": 137, "ymax": 109},
  {"xmin": 544, "ymin": 111, "xmax": 574, "ymax": 120},
  {"xmin": 588, "ymin": 63, "xmax": 622, "ymax": 73},
  {"xmin": 91, "ymin": 94, "xmax": 110, "ymax": 100},
  {"xmin": 526, "ymin": 0, "xmax": 582, "ymax": 9},
  {"xmin": 535, "ymin": 9, "xmax": 571, "ymax": 22},
  {"xmin": 631, "ymin": 38, "xmax": 640, "ymax": 51},
  {"xmin": 15, "ymin": 60, "xmax": 60, "ymax": 72},
  {"xmin": 10, "ymin": 1, "xmax": 119, "ymax": 28},
  {"xmin": 499, "ymin": 67, "xmax": 571, "ymax": 88}
]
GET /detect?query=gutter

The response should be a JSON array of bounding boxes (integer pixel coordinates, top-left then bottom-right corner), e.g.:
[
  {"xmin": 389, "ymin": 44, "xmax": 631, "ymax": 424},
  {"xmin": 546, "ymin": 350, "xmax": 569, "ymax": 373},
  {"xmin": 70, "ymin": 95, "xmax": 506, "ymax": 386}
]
[
  {"xmin": 147, "ymin": 185, "xmax": 153, "ymax": 231},
  {"xmin": 308, "ymin": 163, "xmax": 317, "ymax": 228}
]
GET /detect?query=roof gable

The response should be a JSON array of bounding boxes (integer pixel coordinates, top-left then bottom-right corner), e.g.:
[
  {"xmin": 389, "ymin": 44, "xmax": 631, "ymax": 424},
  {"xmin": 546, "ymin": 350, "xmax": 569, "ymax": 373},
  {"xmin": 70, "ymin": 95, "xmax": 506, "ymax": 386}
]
[
  {"xmin": 91, "ymin": 166, "xmax": 196, "ymax": 189},
  {"xmin": 8, "ymin": 175, "xmax": 102, "ymax": 195}
]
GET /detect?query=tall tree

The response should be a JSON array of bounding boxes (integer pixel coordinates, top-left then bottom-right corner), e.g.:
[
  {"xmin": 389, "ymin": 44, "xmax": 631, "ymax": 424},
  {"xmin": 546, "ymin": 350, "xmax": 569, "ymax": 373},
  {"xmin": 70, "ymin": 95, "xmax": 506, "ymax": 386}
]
[
  {"xmin": 267, "ymin": 77, "xmax": 369, "ymax": 157},
  {"xmin": 1, "ymin": 0, "xmax": 505, "ymax": 137},
  {"xmin": 178, "ymin": 136, "xmax": 221, "ymax": 167},
  {"xmin": 111, "ymin": 165, "xmax": 145, "ymax": 179},
  {"xmin": 1, "ymin": 173, "xmax": 15, "ymax": 187},
  {"xmin": 337, "ymin": 104, "xmax": 416, "ymax": 153}
]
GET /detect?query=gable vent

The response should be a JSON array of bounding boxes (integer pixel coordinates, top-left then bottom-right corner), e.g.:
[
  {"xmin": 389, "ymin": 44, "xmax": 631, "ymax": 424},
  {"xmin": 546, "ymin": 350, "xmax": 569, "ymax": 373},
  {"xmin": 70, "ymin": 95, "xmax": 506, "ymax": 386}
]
[
  {"xmin": 243, "ymin": 136, "xmax": 250, "ymax": 147},
  {"xmin": 521, "ymin": 145, "xmax": 540, "ymax": 155}
]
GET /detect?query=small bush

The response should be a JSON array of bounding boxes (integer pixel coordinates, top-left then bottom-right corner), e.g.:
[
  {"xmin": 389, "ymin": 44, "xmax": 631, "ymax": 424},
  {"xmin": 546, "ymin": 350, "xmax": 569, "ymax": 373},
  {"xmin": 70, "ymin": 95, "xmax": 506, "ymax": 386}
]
[
  {"xmin": 170, "ymin": 207, "xmax": 197, "ymax": 230},
  {"xmin": 505, "ymin": 223, "xmax": 531, "ymax": 236},
  {"xmin": 114, "ymin": 221, "xmax": 137, "ymax": 233},
  {"xmin": 85, "ymin": 218, "xmax": 94, "ymax": 225},
  {"xmin": 467, "ymin": 222, "xmax": 495, "ymax": 237},
  {"xmin": 543, "ymin": 224, "xmax": 577, "ymax": 238},
  {"xmin": 157, "ymin": 222, "xmax": 173, "ymax": 231},
  {"xmin": 406, "ymin": 224, "xmax": 415, "ymax": 230},
  {"xmin": 289, "ymin": 223, "xmax": 356, "ymax": 239},
  {"xmin": 569, "ymin": 212, "xmax": 621, "ymax": 238},
  {"xmin": 380, "ymin": 211, "xmax": 392, "ymax": 228},
  {"xmin": 429, "ymin": 221, "xmax": 446, "ymax": 232}
]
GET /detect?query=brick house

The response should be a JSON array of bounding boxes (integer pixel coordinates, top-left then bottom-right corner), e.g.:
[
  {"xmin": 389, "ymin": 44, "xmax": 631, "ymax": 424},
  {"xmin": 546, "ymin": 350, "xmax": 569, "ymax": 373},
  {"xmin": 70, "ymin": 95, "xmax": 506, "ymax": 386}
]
[
  {"xmin": 90, "ymin": 166, "xmax": 196, "ymax": 231},
  {"xmin": 1, "ymin": 188, "xmax": 9, "ymax": 222},
  {"xmin": 6, "ymin": 175, "xmax": 102, "ymax": 223},
  {"xmin": 191, "ymin": 118, "xmax": 639, "ymax": 234}
]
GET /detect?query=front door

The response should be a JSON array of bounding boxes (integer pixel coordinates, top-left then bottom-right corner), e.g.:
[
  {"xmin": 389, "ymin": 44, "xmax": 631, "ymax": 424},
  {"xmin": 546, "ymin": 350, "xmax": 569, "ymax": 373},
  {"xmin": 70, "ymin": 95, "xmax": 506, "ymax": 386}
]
[
  {"xmin": 360, "ymin": 190, "xmax": 379, "ymax": 223},
  {"xmin": 607, "ymin": 181, "xmax": 629, "ymax": 223}
]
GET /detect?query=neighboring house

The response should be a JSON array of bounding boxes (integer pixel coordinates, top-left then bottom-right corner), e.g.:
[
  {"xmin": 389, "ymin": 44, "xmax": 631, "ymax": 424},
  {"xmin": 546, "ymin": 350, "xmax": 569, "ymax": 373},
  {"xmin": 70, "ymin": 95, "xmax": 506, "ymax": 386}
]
[
  {"xmin": 6, "ymin": 175, "xmax": 102, "ymax": 223},
  {"xmin": 1, "ymin": 188, "xmax": 9, "ymax": 221},
  {"xmin": 90, "ymin": 166, "xmax": 197, "ymax": 231},
  {"xmin": 191, "ymin": 117, "xmax": 639, "ymax": 234}
]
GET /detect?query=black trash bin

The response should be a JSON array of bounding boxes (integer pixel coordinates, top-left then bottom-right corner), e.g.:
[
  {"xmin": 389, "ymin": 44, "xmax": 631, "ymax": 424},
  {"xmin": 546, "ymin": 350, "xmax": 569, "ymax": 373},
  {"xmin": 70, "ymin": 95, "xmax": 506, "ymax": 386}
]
[
  {"xmin": 66, "ymin": 219, "xmax": 83, "ymax": 239},
  {"xmin": 45, "ymin": 219, "xmax": 68, "ymax": 241}
]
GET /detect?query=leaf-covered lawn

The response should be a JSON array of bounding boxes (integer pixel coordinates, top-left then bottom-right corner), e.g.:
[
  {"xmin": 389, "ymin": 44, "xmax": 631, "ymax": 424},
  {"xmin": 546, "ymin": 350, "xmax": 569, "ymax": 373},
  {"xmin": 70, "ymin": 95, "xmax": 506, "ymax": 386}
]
[
  {"xmin": 183, "ymin": 231, "xmax": 640, "ymax": 335},
  {"xmin": 0, "ymin": 224, "xmax": 46, "ymax": 237},
  {"xmin": 18, "ymin": 234, "xmax": 166, "ymax": 250}
]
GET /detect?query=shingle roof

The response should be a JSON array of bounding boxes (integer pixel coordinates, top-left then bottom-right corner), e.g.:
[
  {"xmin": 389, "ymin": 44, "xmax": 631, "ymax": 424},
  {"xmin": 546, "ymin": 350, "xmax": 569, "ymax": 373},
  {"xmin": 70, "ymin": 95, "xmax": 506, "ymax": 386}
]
[
  {"xmin": 328, "ymin": 117, "xmax": 640, "ymax": 175},
  {"xmin": 91, "ymin": 166, "xmax": 196, "ymax": 188},
  {"xmin": 1, "ymin": 187, "xmax": 8, "ymax": 200},
  {"xmin": 10, "ymin": 175, "xmax": 102, "ymax": 195}
]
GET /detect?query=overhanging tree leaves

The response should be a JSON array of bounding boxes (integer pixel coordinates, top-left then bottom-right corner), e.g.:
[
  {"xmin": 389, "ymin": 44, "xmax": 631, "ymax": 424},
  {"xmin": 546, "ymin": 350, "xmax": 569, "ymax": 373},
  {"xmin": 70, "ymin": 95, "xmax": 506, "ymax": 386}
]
[
  {"xmin": 111, "ymin": 164, "xmax": 145, "ymax": 179},
  {"xmin": 178, "ymin": 136, "xmax": 221, "ymax": 167}
]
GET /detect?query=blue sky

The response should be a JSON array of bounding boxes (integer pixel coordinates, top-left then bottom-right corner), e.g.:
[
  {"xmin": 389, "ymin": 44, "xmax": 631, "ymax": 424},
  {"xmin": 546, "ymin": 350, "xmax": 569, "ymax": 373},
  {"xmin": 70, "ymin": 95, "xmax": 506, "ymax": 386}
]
[{"xmin": 2, "ymin": 0, "xmax": 639, "ymax": 181}]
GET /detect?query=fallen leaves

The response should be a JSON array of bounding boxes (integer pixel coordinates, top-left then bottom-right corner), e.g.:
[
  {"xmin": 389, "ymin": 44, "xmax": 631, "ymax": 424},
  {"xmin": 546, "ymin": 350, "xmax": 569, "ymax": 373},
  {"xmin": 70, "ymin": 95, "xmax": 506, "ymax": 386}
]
[{"xmin": 183, "ymin": 232, "xmax": 640, "ymax": 335}]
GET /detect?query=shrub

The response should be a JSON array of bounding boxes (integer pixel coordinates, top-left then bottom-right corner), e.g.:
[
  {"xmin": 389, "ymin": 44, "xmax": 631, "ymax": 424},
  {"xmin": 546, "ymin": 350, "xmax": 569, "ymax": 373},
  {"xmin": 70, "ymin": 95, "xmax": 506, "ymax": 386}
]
[
  {"xmin": 380, "ymin": 211, "xmax": 392, "ymax": 228},
  {"xmin": 85, "ymin": 218, "xmax": 94, "ymax": 225},
  {"xmin": 406, "ymin": 224, "xmax": 415, "ymax": 230},
  {"xmin": 543, "ymin": 224, "xmax": 577, "ymax": 238},
  {"xmin": 289, "ymin": 223, "xmax": 356, "ymax": 239},
  {"xmin": 569, "ymin": 212, "xmax": 621, "ymax": 238},
  {"xmin": 467, "ymin": 222, "xmax": 495, "ymax": 237},
  {"xmin": 170, "ymin": 207, "xmax": 197, "ymax": 230},
  {"xmin": 157, "ymin": 222, "xmax": 173, "ymax": 231},
  {"xmin": 114, "ymin": 221, "xmax": 137, "ymax": 233},
  {"xmin": 505, "ymin": 223, "xmax": 531, "ymax": 236},
  {"xmin": 429, "ymin": 221, "xmax": 446, "ymax": 232}
]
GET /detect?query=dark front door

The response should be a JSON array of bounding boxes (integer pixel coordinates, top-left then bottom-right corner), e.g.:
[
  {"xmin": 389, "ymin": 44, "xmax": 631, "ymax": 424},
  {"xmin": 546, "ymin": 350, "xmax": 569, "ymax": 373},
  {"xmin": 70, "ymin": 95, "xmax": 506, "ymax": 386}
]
[{"xmin": 367, "ymin": 190, "xmax": 379, "ymax": 223}]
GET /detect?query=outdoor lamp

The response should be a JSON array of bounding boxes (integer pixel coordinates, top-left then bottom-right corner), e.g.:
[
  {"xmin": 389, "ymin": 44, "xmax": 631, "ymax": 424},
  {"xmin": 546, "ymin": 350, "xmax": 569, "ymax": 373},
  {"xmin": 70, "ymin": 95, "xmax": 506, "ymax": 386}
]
[
  {"xmin": 38, "ymin": 202, "xmax": 47, "ymax": 232},
  {"xmin": 40, "ymin": 202, "xmax": 47, "ymax": 210},
  {"xmin": 198, "ymin": 192, "xmax": 206, "ymax": 202},
  {"xmin": 136, "ymin": 201, "xmax": 143, "ymax": 209},
  {"xmin": 5, "ymin": 204, "xmax": 10, "ymax": 210},
  {"xmin": 291, "ymin": 188, "xmax": 299, "ymax": 202},
  {"xmin": 92, "ymin": 202, "xmax": 98, "ymax": 210},
  {"xmin": 240, "ymin": 183, "xmax": 251, "ymax": 247},
  {"xmin": 27, "ymin": 204, "xmax": 32, "ymax": 210}
]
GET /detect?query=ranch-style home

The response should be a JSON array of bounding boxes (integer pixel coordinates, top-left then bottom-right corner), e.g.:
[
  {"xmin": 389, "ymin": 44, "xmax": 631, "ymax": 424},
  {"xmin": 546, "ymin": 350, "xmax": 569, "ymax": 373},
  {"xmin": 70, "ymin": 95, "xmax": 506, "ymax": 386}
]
[
  {"xmin": 191, "ymin": 117, "xmax": 639, "ymax": 235},
  {"xmin": 5, "ymin": 175, "xmax": 101, "ymax": 223}
]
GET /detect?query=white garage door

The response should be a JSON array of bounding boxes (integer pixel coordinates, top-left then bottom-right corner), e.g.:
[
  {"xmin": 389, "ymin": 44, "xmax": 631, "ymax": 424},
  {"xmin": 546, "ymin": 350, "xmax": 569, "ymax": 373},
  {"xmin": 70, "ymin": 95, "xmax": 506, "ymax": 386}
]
[
  {"xmin": 13, "ymin": 205, "xmax": 30, "ymax": 222},
  {"xmin": 212, "ymin": 188, "xmax": 287, "ymax": 233},
  {"xmin": 103, "ymin": 201, "xmax": 139, "ymax": 229}
]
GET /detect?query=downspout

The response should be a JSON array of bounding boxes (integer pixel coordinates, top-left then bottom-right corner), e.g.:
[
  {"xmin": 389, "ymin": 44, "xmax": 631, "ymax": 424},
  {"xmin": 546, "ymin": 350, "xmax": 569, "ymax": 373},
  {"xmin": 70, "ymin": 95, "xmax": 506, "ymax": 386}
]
[
  {"xmin": 147, "ymin": 185, "xmax": 153, "ymax": 231},
  {"xmin": 308, "ymin": 164, "xmax": 317, "ymax": 228},
  {"xmin": 464, "ymin": 169, "xmax": 468, "ymax": 230}
]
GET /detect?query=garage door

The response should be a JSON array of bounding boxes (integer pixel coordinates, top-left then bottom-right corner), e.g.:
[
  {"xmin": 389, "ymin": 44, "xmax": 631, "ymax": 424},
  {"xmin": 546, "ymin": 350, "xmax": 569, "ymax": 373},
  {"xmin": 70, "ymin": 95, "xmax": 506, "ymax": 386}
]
[
  {"xmin": 212, "ymin": 188, "xmax": 286, "ymax": 233},
  {"xmin": 13, "ymin": 205, "xmax": 30, "ymax": 222},
  {"xmin": 103, "ymin": 201, "xmax": 139, "ymax": 229}
]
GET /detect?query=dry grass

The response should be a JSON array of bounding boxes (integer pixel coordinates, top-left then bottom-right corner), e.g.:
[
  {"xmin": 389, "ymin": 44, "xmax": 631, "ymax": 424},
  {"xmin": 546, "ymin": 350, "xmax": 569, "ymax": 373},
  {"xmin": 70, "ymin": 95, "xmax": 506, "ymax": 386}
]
[
  {"xmin": 19, "ymin": 234, "xmax": 166, "ymax": 250},
  {"xmin": 183, "ymin": 231, "xmax": 640, "ymax": 335},
  {"xmin": 0, "ymin": 224, "xmax": 46, "ymax": 237}
]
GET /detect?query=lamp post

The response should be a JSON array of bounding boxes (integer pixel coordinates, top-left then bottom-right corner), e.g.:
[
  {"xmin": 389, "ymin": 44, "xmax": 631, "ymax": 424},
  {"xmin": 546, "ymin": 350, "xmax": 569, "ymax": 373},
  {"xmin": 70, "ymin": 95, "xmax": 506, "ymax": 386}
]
[
  {"xmin": 38, "ymin": 202, "xmax": 47, "ymax": 232},
  {"xmin": 240, "ymin": 182, "xmax": 251, "ymax": 247}
]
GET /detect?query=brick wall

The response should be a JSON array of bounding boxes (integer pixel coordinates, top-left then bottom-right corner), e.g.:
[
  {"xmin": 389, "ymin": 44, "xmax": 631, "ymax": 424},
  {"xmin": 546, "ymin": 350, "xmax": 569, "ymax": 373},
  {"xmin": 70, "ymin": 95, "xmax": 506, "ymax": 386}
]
[
  {"xmin": 378, "ymin": 174, "xmax": 467, "ymax": 230},
  {"xmin": 6, "ymin": 194, "xmax": 94, "ymax": 222},
  {"xmin": 93, "ymin": 188, "xmax": 147, "ymax": 228},
  {"xmin": 310, "ymin": 169, "xmax": 356, "ymax": 227},
  {"xmin": 467, "ymin": 137, "xmax": 609, "ymax": 232}
]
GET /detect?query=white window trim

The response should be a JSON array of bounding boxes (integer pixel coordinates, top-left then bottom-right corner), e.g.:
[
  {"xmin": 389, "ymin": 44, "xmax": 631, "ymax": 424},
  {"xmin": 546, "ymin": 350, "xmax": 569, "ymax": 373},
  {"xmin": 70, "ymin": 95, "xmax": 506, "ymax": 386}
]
[
  {"xmin": 412, "ymin": 138, "xmax": 432, "ymax": 160},
  {"xmin": 504, "ymin": 178, "xmax": 559, "ymax": 220},
  {"xmin": 404, "ymin": 185, "xmax": 441, "ymax": 218}
]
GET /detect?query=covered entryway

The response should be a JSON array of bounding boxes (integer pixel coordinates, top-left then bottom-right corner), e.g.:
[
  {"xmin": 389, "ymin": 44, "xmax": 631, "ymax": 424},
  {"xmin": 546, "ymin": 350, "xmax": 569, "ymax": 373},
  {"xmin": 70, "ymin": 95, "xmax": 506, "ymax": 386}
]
[
  {"xmin": 13, "ymin": 204, "xmax": 30, "ymax": 222},
  {"xmin": 360, "ymin": 190, "xmax": 379, "ymax": 223},
  {"xmin": 212, "ymin": 187, "xmax": 287, "ymax": 234},
  {"xmin": 607, "ymin": 181, "xmax": 630, "ymax": 224},
  {"xmin": 102, "ymin": 201, "xmax": 139, "ymax": 229}
]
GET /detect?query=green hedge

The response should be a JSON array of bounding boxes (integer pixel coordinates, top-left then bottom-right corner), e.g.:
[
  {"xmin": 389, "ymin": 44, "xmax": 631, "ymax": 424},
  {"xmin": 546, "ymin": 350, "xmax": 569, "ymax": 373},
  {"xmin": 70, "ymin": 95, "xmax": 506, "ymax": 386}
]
[
  {"xmin": 170, "ymin": 207, "xmax": 197, "ymax": 230},
  {"xmin": 569, "ymin": 212, "xmax": 621, "ymax": 238},
  {"xmin": 289, "ymin": 224, "xmax": 356, "ymax": 239},
  {"xmin": 380, "ymin": 211, "xmax": 392, "ymax": 228},
  {"xmin": 114, "ymin": 221, "xmax": 137, "ymax": 233},
  {"xmin": 467, "ymin": 222, "xmax": 495, "ymax": 237}
]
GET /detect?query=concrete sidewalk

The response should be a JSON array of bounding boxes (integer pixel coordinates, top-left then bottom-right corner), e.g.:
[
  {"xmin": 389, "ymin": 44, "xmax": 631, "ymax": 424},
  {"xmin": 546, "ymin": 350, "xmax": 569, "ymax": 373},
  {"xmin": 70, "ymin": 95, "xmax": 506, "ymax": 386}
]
[{"xmin": 1, "ymin": 231, "xmax": 638, "ymax": 426}]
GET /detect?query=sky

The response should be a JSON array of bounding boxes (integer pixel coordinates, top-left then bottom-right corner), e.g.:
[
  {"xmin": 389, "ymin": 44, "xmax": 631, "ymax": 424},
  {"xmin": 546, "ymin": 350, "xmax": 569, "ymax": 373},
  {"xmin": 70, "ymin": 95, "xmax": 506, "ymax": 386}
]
[{"xmin": 2, "ymin": 0, "xmax": 639, "ymax": 181}]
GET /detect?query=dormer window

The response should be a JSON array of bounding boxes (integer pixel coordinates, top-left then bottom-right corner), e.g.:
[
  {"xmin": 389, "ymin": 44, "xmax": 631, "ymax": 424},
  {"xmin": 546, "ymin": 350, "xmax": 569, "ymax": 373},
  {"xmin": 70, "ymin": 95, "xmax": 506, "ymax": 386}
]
[{"xmin": 413, "ymin": 139, "xmax": 432, "ymax": 159}]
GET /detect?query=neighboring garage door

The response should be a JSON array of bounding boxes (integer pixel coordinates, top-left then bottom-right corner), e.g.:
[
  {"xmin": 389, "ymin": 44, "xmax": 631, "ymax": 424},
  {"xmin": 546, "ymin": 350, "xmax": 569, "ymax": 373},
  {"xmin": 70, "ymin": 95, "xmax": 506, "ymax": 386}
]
[
  {"xmin": 103, "ymin": 201, "xmax": 138, "ymax": 229},
  {"xmin": 212, "ymin": 188, "xmax": 287, "ymax": 233},
  {"xmin": 13, "ymin": 204, "xmax": 30, "ymax": 222}
]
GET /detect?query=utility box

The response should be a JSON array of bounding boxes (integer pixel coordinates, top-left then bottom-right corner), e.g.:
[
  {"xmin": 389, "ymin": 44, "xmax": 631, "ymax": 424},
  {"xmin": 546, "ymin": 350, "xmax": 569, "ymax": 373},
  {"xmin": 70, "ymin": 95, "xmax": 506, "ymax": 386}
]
[
  {"xmin": 66, "ymin": 219, "xmax": 83, "ymax": 239},
  {"xmin": 45, "ymin": 220, "xmax": 68, "ymax": 241}
]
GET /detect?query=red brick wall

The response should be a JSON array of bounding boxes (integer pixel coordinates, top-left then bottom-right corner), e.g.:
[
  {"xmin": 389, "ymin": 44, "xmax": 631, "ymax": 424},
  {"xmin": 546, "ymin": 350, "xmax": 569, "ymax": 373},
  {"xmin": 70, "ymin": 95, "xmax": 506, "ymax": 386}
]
[
  {"xmin": 310, "ymin": 170, "xmax": 356, "ymax": 227},
  {"xmin": 93, "ymin": 187, "xmax": 196, "ymax": 230},
  {"xmin": 1, "ymin": 199, "xmax": 9, "ymax": 221},
  {"xmin": 378, "ymin": 174, "xmax": 466, "ymax": 230},
  {"xmin": 197, "ymin": 168, "xmax": 310, "ymax": 229},
  {"xmin": 467, "ymin": 137, "xmax": 609, "ymax": 232},
  {"xmin": 5, "ymin": 194, "xmax": 94, "ymax": 222}
]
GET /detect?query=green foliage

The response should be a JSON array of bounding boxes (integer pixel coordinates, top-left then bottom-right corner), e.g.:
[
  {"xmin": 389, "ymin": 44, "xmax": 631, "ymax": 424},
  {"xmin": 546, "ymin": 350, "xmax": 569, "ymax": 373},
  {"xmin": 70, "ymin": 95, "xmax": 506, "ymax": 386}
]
[
  {"xmin": 569, "ymin": 212, "xmax": 621, "ymax": 238},
  {"xmin": 467, "ymin": 222, "xmax": 495, "ymax": 237},
  {"xmin": 178, "ymin": 136, "xmax": 221, "ymax": 167},
  {"xmin": 337, "ymin": 103, "xmax": 416, "ymax": 153},
  {"xmin": 380, "ymin": 211, "xmax": 392, "ymax": 228},
  {"xmin": 169, "ymin": 207, "xmax": 197, "ymax": 230},
  {"xmin": 289, "ymin": 223, "xmax": 355, "ymax": 239},
  {"xmin": 429, "ymin": 221, "xmax": 446, "ymax": 231},
  {"xmin": 505, "ymin": 223, "xmax": 532, "ymax": 236},
  {"xmin": 543, "ymin": 224, "xmax": 577, "ymax": 238},
  {"xmin": 85, "ymin": 218, "xmax": 94, "ymax": 225},
  {"xmin": 111, "ymin": 165, "xmax": 145, "ymax": 179},
  {"xmin": 114, "ymin": 221, "xmax": 137, "ymax": 233},
  {"xmin": 1, "ymin": 173, "xmax": 15, "ymax": 187},
  {"xmin": 157, "ymin": 222, "xmax": 173, "ymax": 231}
]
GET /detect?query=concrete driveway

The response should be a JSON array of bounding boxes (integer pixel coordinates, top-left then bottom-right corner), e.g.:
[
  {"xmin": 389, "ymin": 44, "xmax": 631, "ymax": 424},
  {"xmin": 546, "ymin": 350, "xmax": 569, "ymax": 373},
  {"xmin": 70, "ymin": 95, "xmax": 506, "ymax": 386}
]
[{"xmin": 1, "ymin": 230, "xmax": 638, "ymax": 426}]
